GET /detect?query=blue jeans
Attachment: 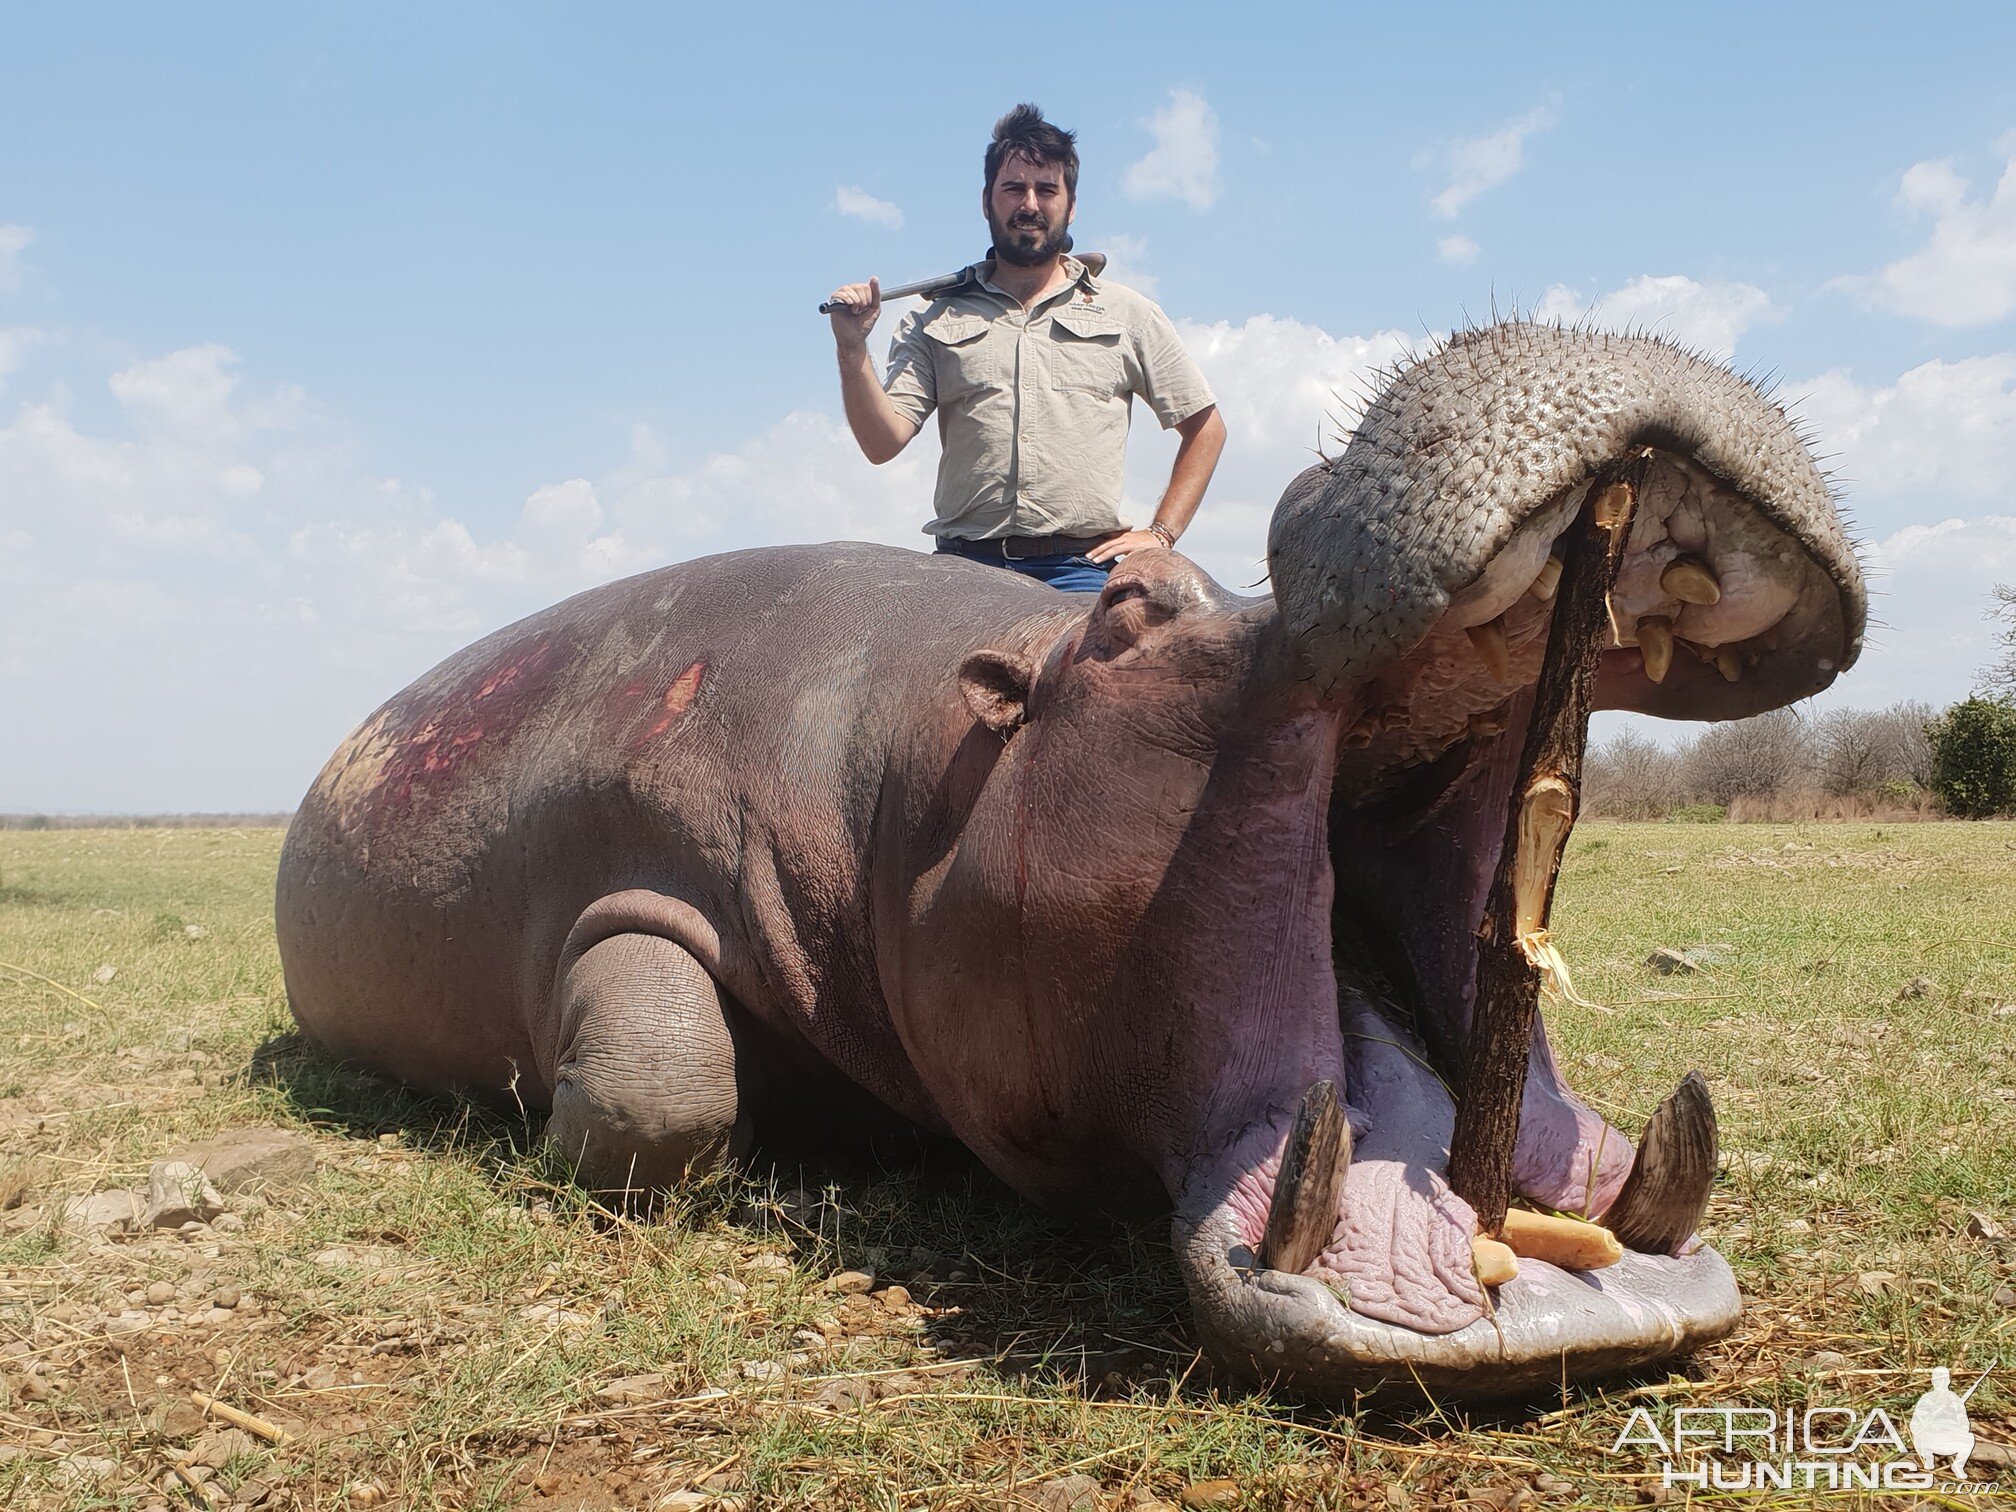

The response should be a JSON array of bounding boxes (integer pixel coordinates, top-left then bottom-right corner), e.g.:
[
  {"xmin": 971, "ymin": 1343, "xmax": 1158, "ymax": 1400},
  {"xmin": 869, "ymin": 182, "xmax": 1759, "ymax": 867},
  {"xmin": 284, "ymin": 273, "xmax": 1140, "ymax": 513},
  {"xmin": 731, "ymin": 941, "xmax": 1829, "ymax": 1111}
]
[{"xmin": 934, "ymin": 542, "xmax": 1114, "ymax": 593}]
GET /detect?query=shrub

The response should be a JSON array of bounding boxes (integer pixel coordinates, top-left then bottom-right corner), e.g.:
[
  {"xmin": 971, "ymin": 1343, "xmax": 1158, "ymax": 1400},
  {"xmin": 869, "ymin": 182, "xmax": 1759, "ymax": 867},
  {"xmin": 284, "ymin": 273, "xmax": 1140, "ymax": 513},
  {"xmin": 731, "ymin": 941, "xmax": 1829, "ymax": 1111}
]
[
  {"xmin": 1667, "ymin": 803, "xmax": 1726, "ymax": 823},
  {"xmin": 1926, "ymin": 697, "xmax": 2016, "ymax": 818}
]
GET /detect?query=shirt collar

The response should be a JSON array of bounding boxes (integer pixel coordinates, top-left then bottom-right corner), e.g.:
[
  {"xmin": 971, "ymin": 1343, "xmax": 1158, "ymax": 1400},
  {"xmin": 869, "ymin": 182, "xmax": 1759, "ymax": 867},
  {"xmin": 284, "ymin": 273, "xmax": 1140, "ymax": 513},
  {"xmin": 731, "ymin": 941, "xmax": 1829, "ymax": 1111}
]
[{"xmin": 963, "ymin": 252, "xmax": 1098, "ymax": 306}]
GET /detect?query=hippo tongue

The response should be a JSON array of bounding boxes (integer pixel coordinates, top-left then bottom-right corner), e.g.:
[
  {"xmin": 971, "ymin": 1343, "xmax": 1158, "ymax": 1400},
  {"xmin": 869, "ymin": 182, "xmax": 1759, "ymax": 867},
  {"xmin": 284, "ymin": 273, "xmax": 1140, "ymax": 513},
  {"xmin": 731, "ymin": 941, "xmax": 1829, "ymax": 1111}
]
[
  {"xmin": 1202, "ymin": 994, "xmax": 1487, "ymax": 1336},
  {"xmin": 1305, "ymin": 995, "xmax": 1483, "ymax": 1332}
]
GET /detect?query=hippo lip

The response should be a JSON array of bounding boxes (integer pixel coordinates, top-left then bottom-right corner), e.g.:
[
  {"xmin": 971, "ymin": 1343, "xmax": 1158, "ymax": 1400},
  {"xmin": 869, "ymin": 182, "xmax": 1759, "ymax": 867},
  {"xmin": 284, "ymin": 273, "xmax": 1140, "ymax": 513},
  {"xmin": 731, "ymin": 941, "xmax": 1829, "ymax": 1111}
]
[{"xmin": 1179, "ymin": 1209, "xmax": 1742, "ymax": 1399}]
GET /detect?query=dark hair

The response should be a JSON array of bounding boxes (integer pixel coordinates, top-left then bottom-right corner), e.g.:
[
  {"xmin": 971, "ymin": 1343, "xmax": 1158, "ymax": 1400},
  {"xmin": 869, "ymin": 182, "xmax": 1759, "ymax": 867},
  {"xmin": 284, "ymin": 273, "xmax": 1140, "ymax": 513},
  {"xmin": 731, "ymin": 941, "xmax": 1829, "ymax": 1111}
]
[{"xmin": 985, "ymin": 103, "xmax": 1079, "ymax": 198}]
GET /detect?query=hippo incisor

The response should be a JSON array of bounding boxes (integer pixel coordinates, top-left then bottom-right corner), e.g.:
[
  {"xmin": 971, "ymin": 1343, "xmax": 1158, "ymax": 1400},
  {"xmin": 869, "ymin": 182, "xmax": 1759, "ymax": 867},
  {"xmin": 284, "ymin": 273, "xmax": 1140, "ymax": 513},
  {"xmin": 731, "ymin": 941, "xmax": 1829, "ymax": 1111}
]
[{"xmin": 277, "ymin": 323, "xmax": 1864, "ymax": 1397}]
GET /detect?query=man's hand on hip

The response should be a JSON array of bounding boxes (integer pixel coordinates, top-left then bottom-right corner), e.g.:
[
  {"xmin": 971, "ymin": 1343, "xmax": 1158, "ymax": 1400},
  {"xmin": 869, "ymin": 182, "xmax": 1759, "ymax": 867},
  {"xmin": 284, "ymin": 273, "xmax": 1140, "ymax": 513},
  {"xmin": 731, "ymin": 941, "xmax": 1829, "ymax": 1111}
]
[{"xmin": 826, "ymin": 278, "xmax": 882, "ymax": 350}]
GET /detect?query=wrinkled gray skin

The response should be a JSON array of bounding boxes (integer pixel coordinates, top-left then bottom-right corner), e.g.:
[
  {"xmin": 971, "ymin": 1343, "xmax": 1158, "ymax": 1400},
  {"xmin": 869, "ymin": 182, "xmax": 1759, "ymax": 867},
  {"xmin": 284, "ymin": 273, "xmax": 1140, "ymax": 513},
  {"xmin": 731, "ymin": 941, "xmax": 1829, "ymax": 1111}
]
[{"xmin": 278, "ymin": 324, "xmax": 1864, "ymax": 1398}]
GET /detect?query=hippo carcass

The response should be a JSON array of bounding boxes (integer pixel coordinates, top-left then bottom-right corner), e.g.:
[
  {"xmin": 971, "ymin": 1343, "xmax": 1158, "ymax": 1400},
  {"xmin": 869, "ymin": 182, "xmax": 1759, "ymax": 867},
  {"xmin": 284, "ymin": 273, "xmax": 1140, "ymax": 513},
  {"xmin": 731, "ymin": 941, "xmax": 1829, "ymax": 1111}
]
[{"xmin": 276, "ymin": 323, "xmax": 1863, "ymax": 1397}]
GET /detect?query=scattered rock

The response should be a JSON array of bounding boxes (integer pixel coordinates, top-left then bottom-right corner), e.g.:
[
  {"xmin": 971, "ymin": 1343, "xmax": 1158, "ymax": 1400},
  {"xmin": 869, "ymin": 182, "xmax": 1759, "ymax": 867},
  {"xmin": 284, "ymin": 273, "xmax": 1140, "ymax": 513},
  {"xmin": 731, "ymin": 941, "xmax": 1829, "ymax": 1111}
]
[
  {"xmin": 827, "ymin": 1269, "xmax": 876, "ymax": 1295},
  {"xmin": 213, "ymin": 1285, "xmax": 241, "ymax": 1310},
  {"xmin": 189, "ymin": 1426, "xmax": 258, "ymax": 1468},
  {"xmin": 143, "ymin": 1161, "xmax": 225, "ymax": 1229},
  {"xmin": 595, "ymin": 1373, "xmax": 667, "ymax": 1403},
  {"xmin": 92, "ymin": 964, "xmax": 117, "ymax": 984},
  {"xmin": 1809, "ymin": 1350, "xmax": 1850, "ymax": 1371},
  {"xmin": 517, "ymin": 1302, "xmax": 594, "ymax": 1330},
  {"xmin": 64, "ymin": 1189, "xmax": 140, "ymax": 1232},
  {"xmin": 876, "ymin": 1284, "xmax": 912, "ymax": 1311},
  {"xmin": 1856, "ymin": 1270, "xmax": 1901, "ymax": 1297},
  {"xmin": 183, "ymin": 923, "xmax": 208, "ymax": 939},
  {"xmin": 344, "ymin": 1482, "xmax": 386, "ymax": 1507},
  {"xmin": 145, "ymin": 1280, "xmax": 176, "ymax": 1306},
  {"xmin": 1992, "ymin": 1286, "xmax": 2016, "ymax": 1310},
  {"xmin": 1968, "ymin": 1439, "xmax": 2013, "ymax": 1469},
  {"xmin": 171, "ymin": 1128, "xmax": 317, "ymax": 1195},
  {"xmin": 1895, "ymin": 976, "xmax": 1936, "ymax": 1001},
  {"xmin": 1180, "ymin": 1481, "xmax": 1242, "ymax": 1508},
  {"xmin": 1644, "ymin": 947, "xmax": 1700, "ymax": 975},
  {"xmin": 55, "ymin": 1452, "xmax": 119, "ymax": 1488},
  {"xmin": 17, "ymin": 1370, "xmax": 54, "ymax": 1401},
  {"xmin": 740, "ymin": 1359, "xmax": 785, "ymax": 1382},
  {"xmin": 706, "ymin": 1274, "xmax": 748, "ymax": 1298},
  {"xmin": 1531, "ymin": 1473, "xmax": 1576, "ymax": 1495},
  {"xmin": 1021, "ymin": 1473, "xmax": 1102, "ymax": 1511},
  {"xmin": 653, "ymin": 1494, "xmax": 717, "ymax": 1511}
]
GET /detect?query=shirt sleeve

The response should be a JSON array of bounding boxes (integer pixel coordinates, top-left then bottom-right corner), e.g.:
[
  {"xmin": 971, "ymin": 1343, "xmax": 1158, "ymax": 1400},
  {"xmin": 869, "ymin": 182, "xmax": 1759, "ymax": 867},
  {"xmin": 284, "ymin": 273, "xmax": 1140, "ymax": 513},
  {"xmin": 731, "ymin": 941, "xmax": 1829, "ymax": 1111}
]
[
  {"xmin": 881, "ymin": 311, "xmax": 938, "ymax": 429},
  {"xmin": 1131, "ymin": 298, "xmax": 1216, "ymax": 430}
]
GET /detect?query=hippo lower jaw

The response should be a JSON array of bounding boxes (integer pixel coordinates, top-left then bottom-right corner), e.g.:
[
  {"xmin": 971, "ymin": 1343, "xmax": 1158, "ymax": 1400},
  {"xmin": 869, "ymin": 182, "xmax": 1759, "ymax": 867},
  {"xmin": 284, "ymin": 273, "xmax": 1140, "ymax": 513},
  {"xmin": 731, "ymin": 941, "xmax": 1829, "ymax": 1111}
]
[
  {"xmin": 1174, "ymin": 1204, "xmax": 1740, "ymax": 1398},
  {"xmin": 1170, "ymin": 988, "xmax": 1742, "ymax": 1399}
]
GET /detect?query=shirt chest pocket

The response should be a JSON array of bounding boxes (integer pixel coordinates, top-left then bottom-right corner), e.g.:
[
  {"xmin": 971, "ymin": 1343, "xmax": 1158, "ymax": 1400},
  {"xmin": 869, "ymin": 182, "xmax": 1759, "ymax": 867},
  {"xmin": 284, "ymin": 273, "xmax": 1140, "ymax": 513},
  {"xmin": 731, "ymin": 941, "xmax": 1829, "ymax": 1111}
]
[
  {"xmin": 922, "ymin": 313, "xmax": 999, "ymax": 401},
  {"xmin": 1046, "ymin": 308, "xmax": 1127, "ymax": 398}
]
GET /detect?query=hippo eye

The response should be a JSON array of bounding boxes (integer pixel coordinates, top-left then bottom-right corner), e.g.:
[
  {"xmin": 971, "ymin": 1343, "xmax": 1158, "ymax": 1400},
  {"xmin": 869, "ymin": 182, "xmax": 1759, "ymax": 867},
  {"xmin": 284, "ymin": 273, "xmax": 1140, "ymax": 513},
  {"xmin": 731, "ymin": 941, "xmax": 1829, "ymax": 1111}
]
[{"xmin": 1103, "ymin": 582, "xmax": 1148, "ymax": 609}]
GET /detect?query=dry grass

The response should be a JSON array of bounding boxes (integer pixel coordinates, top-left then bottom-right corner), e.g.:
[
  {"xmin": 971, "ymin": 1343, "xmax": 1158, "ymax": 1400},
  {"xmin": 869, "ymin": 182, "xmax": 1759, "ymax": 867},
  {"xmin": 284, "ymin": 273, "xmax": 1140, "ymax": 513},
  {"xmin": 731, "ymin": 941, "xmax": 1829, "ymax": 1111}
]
[{"xmin": 1, "ymin": 824, "xmax": 2013, "ymax": 1509}]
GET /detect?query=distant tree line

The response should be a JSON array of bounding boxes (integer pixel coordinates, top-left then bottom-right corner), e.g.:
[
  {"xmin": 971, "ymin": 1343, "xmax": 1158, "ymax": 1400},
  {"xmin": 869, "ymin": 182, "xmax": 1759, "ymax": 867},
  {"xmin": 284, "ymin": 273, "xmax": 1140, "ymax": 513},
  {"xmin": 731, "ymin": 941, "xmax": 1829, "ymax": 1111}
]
[
  {"xmin": 1583, "ymin": 703, "xmax": 1941, "ymax": 821},
  {"xmin": 1587, "ymin": 585, "xmax": 2016, "ymax": 821},
  {"xmin": 0, "ymin": 813, "xmax": 293, "ymax": 830}
]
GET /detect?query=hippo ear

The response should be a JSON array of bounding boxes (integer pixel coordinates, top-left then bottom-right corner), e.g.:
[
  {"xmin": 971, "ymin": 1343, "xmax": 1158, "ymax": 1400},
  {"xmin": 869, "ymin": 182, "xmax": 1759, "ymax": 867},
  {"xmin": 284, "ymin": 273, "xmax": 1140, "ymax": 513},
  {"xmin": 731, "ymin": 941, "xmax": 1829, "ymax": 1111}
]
[{"xmin": 958, "ymin": 649, "xmax": 1035, "ymax": 735}]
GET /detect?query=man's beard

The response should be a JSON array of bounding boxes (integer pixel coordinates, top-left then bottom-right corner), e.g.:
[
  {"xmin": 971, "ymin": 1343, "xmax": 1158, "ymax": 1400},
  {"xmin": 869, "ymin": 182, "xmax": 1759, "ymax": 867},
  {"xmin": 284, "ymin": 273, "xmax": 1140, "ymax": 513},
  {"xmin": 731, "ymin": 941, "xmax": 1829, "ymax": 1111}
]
[{"xmin": 987, "ymin": 206, "xmax": 1070, "ymax": 268}]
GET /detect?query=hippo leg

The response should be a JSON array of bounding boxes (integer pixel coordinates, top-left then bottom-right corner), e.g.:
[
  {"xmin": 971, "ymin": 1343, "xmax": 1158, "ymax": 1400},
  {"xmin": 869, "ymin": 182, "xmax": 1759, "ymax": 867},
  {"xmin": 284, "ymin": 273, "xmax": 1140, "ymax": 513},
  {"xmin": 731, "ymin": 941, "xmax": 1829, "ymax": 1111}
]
[{"xmin": 545, "ymin": 933, "xmax": 750, "ymax": 1201}]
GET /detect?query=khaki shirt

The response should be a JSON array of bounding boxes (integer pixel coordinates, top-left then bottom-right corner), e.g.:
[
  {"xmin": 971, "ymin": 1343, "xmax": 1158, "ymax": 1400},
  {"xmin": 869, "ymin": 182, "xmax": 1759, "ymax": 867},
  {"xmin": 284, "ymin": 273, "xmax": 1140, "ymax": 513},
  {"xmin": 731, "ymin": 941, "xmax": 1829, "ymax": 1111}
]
[{"xmin": 882, "ymin": 256, "xmax": 1216, "ymax": 540}]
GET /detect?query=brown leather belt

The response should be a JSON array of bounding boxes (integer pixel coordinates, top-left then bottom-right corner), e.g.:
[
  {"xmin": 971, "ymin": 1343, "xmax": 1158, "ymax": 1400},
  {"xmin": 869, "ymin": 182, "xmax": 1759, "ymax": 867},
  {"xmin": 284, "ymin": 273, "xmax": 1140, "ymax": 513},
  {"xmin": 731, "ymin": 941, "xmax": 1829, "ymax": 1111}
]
[{"xmin": 937, "ymin": 532, "xmax": 1118, "ymax": 561}]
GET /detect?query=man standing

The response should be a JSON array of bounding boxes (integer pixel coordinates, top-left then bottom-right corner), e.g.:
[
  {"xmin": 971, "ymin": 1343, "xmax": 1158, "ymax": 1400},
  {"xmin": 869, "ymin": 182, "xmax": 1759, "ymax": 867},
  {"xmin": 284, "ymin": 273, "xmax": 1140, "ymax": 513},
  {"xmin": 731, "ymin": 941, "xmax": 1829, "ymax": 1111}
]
[{"xmin": 825, "ymin": 104, "xmax": 1225, "ymax": 592}]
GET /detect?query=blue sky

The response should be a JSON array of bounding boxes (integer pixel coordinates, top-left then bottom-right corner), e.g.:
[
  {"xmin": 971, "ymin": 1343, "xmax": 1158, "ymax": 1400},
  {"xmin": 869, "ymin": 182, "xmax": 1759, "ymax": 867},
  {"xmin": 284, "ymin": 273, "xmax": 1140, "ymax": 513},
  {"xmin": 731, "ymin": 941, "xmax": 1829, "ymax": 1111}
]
[{"xmin": 4, "ymin": 4, "xmax": 2016, "ymax": 809}]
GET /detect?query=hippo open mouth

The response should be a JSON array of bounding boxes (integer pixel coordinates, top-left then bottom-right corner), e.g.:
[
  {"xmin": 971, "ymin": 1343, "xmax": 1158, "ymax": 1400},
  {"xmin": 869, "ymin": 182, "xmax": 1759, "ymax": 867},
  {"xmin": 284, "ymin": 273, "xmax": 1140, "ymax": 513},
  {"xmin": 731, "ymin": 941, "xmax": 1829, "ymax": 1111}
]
[{"xmin": 1170, "ymin": 330, "xmax": 1863, "ymax": 1397}]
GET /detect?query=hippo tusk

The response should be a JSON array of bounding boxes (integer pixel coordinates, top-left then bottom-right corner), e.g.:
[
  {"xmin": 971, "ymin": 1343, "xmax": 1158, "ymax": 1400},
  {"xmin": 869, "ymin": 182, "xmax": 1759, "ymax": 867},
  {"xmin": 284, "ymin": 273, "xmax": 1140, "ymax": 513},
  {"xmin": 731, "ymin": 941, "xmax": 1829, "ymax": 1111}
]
[
  {"xmin": 1602, "ymin": 1071, "xmax": 1719, "ymax": 1256},
  {"xmin": 1260, "ymin": 1079, "xmax": 1349, "ymax": 1275},
  {"xmin": 1465, "ymin": 617, "xmax": 1513, "ymax": 684},
  {"xmin": 1660, "ymin": 555, "xmax": 1722, "ymax": 606}
]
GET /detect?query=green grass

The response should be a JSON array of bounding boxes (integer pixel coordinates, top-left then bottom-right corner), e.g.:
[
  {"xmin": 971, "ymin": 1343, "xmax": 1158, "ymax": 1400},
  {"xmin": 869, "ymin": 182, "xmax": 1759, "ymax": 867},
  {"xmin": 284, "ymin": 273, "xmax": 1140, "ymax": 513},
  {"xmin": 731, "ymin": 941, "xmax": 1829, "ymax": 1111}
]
[{"xmin": 1, "ymin": 824, "xmax": 2013, "ymax": 1509}]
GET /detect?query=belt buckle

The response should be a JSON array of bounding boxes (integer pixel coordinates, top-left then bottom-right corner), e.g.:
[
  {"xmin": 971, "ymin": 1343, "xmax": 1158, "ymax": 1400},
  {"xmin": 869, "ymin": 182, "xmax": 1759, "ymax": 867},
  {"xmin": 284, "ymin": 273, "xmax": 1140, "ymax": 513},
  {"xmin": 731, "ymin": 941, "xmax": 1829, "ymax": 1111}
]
[{"xmin": 1000, "ymin": 536, "xmax": 1037, "ymax": 561}]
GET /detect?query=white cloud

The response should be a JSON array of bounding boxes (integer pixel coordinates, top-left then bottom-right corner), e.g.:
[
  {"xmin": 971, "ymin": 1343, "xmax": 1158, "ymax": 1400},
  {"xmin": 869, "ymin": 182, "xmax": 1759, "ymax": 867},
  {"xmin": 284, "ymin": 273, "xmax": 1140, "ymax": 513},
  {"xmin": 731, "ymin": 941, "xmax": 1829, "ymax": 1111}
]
[
  {"xmin": 1097, "ymin": 233, "xmax": 1159, "ymax": 299},
  {"xmin": 1429, "ymin": 103, "xmax": 1557, "ymax": 219},
  {"xmin": 0, "ymin": 224, "xmax": 31, "ymax": 293},
  {"xmin": 0, "ymin": 326, "xmax": 40, "ymax": 388},
  {"xmin": 833, "ymin": 185, "xmax": 903, "ymax": 229},
  {"xmin": 1122, "ymin": 89, "xmax": 1223, "ymax": 211},
  {"xmin": 1852, "ymin": 515, "xmax": 2016, "ymax": 706},
  {"xmin": 1846, "ymin": 133, "xmax": 2016, "ymax": 327},
  {"xmin": 1437, "ymin": 234, "xmax": 1480, "ymax": 267},
  {"xmin": 1793, "ymin": 354, "xmax": 2016, "ymax": 503},
  {"xmin": 1535, "ymin": 274, "xmax": 1777, "ymax": 359}
]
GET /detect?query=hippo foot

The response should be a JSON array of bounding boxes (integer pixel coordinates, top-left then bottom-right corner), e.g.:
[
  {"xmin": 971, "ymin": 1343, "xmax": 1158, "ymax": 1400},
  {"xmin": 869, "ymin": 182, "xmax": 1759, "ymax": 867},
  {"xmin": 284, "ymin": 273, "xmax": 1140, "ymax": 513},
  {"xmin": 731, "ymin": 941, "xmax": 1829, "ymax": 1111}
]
[{"xmin": 545, "ymin": 932, "xmax": 751, "ymax": 1203}]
